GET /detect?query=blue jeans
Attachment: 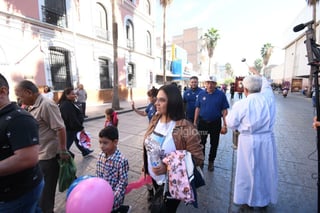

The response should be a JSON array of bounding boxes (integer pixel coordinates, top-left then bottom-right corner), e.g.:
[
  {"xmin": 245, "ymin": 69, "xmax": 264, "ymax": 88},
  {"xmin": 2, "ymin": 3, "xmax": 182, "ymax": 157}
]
[{"xmin": 0, "ymin": 179, "xmax": 44, "ymax": 213}]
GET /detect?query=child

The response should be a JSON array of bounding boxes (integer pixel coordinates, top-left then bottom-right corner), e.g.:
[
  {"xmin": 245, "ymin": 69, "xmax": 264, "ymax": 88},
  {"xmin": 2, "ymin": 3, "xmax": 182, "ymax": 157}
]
[
  {"xmin": 105, "ymin": 108, "xmax": 119, "ymax": 127},
  {"xmin": 96, "ymin": 126, "xmax": 131, "ymax": 213}
]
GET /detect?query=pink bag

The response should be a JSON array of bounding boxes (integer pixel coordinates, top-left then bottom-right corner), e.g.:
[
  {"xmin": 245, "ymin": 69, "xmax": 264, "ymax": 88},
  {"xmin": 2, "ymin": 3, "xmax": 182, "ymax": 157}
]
[{"xmin": 162, "ymin": 150, "xmax": 194, "ymax": 204}]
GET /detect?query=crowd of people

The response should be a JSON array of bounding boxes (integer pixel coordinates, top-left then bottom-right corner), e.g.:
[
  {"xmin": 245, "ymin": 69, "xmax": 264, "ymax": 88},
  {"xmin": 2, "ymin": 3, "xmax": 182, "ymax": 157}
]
[
  {"xmin": 0, "ymin": 75, "xmax": 133, "ymax": 213},
  {"xmin": 5, "ymin": 65, "xmax": 315, "ymax": 212}
]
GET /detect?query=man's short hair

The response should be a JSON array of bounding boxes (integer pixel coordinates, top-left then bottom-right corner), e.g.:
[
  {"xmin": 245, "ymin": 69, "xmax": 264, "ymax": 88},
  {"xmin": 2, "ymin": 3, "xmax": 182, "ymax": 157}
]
[
  {"xmin": 17, "ymin": 80, "xmax": 39, "ymax": 93},
  {"xmin": 190, "ymin": 76, "xmax": 198, "ymax": 81}
]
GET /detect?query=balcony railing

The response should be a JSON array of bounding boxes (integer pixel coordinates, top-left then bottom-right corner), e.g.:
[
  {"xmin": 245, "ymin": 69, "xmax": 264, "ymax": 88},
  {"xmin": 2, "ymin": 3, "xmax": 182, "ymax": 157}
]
[
  {"xmin": 94, "ymin": 27, "xmax": 110, "ymax": 41},
  {"xmin": 41, "ymin": 5, "xmax": 67, "ymax": 28},
  {"xmin": 127, "ymin": 39, "xmax": 135, "ymax": 51}
]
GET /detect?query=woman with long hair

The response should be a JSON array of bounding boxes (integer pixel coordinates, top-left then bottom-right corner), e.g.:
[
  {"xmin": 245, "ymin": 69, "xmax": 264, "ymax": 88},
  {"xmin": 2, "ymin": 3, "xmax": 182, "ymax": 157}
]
[
  {"xmin": 143, "ymin": 84, "xmax": 204, "ymax": 212},
  {"xmin": 58, "ymin": 87, "xmax": 93, "ymax": 158}
]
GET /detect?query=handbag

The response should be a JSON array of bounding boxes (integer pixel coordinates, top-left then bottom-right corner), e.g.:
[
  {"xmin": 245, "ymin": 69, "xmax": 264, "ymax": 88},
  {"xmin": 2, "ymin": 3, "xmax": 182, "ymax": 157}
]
[
  {"xmin": 149, "ymin": 184, "xmax": 168, "ymax": 213},
  {"xmin": 193, "ymin": 165, "xmax": 205, "ymax": 188},
  {"xmin": 58, "ymin": 154, "xmax": 77, "ymax": 192}
]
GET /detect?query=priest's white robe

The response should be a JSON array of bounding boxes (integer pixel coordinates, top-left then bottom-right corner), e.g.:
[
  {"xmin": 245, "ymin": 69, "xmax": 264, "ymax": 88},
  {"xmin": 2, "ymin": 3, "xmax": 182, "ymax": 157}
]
[{"xmin": 226, "ymin": 77, "xmax": 278, "ymax": 207}]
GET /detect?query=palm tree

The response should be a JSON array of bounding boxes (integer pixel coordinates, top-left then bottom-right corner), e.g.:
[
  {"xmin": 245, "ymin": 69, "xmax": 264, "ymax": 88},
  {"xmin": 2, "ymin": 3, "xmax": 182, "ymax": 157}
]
[
  {"xmin": 225, "ymin": 62, "xmax": 233, "ymax": 77},
  {"xmin": 254, "ymin": 58, "xmax": 263, "ymax": 73},
  {"xmin": 306, "ymin": 0, "xmax": 319, "ymax": 97},
  {"xmin": 260, "ymin": 43, "xmax": 273, "ymax": 76},
  {"xmin": 111, "ymin": 0, "xmax": 120, "ymax": 109},
  {"xmin": 160, "ymin": 0, "xmax": 173, "ymax": 84},
  {"xmin": 203, "ymin": 28, "xmax": 220, "ymax": 76}
]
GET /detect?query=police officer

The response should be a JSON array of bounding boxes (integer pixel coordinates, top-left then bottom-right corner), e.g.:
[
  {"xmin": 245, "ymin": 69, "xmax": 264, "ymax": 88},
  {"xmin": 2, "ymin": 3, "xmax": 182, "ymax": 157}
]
[
  {"xmin": 183, "ymin": 76, "xmax": 203, "ymax": 122},
  {"xmin": 194, "ymin": 76, "xmax": 229, "ymax": 172}
]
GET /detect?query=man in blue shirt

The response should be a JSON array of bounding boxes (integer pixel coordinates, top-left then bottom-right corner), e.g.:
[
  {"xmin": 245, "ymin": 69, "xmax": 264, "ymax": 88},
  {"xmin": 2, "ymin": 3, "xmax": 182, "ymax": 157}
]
[
  {"xmin": 183, "ymin": 76, "xmax": 203, "ymax": 122},
  {"xmin": 194, "ymin": 76, "xmax": 229, "ymax": 172}
]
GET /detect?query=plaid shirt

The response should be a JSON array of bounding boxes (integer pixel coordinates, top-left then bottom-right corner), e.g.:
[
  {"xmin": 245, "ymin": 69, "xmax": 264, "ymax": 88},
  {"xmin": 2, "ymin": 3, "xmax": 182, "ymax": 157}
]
[{"xmin": 96, "ymin": 149, "xmax": 129, "ymax": 210}]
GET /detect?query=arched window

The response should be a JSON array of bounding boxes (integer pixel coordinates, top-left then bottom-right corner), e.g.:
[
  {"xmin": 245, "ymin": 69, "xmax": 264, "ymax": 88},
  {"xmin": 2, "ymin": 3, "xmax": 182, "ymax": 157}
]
[
  {"xmin": 146, "ymin": 31, "xmax": 151, "ymax": 55},
  {"xmin": 126, "ymin": 19, "xmax": 134, "ymax": 50},
  {"xmin": 94, "ymin": 3, "xmax": 109, "ymax": 40},
  {"xmin": 145, "ymin": 0, "xmax": 151, "ymax": 15}
]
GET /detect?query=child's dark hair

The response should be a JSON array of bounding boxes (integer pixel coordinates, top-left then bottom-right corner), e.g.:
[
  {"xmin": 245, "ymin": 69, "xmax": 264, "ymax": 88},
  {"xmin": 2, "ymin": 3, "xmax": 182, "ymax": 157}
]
[
  {"xmin": 105, "ymin": 108, "xmax": 118, "ymax": 127},
  {"xmin": 99, "ymin": 126, "xmax": 119, "ymax": 140},
  {"xmin": 105, "ymin": 108, "xmax": 115, "ymax": 115},
  {"xmin": 147, "ymin": 86, "xmax": 158, "ymax": 98}
]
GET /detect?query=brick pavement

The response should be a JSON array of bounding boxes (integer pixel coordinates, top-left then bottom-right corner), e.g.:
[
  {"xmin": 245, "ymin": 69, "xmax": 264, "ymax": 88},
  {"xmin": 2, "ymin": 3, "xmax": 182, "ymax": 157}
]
[{"xmin": 54, "ymin": 93, "xmax": 318, "ymax": 213}]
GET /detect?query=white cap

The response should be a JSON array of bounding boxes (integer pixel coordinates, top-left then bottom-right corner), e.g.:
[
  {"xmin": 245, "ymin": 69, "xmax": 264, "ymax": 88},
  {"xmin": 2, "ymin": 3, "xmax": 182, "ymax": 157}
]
[{"xmin": 205, "ymin": 75, "xmax": 217, "ymax": 82}]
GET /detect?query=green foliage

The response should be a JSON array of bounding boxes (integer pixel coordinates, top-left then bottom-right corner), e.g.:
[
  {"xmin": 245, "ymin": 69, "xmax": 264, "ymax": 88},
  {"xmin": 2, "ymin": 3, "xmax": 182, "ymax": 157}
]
[
  {"xmin": 254, "ymin": 58, "xmax": 263, "ymax": 72},
  {"xmin": 261, "ymin": 43, "xmax": 273, "ymax": 66},
  {"xmin": 204, "ymin": 28, "xmax": 220, "ymax": 48},
  {"xmin": 203, "ymin": 28, "xmax": 220, "ymax": 58},
  {"xmin": 225, "ymin": 62, "xmax": 233, "ymax": 77}
]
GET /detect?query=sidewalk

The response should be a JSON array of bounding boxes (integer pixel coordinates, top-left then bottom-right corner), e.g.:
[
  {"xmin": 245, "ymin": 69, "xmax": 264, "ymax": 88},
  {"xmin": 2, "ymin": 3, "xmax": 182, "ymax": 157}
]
[{"xmin": 84, "ymin": 98, "xmax": 149, "ymax": 121}]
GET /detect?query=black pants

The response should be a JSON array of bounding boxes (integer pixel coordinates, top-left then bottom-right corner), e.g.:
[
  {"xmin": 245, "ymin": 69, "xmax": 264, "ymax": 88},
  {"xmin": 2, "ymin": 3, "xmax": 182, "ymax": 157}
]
[
  {"xmin": 198, "ymin": 118, "xmax": 221, "ymax": 162},
  {"xmin": 150, "ymin": 180, "xmax": 180, "ymax": 213},
  {"xmin": 231, "ymin": 92, "xmax": 235, "ymax": 99},
  {"xmin": 39, "ymin": 157, "xmax": 59, "ymax": 213}
]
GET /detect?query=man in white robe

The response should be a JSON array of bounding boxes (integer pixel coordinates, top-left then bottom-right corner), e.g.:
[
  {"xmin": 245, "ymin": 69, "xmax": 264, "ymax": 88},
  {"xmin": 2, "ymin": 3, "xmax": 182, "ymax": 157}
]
[{"xmin": 226, "ymin": 67, "xmax": 278, "ymax": 208}]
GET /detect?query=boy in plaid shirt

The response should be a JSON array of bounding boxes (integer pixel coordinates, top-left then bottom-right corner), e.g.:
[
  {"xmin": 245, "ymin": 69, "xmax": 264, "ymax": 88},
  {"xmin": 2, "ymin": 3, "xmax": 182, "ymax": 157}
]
[{"xmin": 96, "ymin": 126, "xmax": 131, "ymax": 213}]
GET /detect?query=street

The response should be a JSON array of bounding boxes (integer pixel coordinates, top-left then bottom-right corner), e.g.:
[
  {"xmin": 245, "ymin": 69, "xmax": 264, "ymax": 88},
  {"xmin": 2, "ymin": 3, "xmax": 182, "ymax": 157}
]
[{"xmin": 54, "ymin": 92, "xmax": 317, "ymax": 213}]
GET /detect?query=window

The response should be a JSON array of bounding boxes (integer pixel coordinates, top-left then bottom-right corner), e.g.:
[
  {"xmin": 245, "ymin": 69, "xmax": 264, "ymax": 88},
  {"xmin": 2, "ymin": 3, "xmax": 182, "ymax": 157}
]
[
  {"xmin": 126, "ymin": 19, "xmax": 134, "ymax": 50},
  {"xmin": 127, "ymin": 63, "xmax": 136, "ymax": 87},
  {"xmin": 42, "ymin": 0, "xmax": 67, "ymax": 27},
  {"xmin": 48, "ymin": 47, "xmax": 72, "ymax": 90},
  {"xmin": 145, "ymin": 0, "xmax": 151, "ymax": 15},
  {"xmin": 146, "ymin": 31, "xmax": 151, "ymax": 55},
  {"xmin": 94, "ymin": 3, "xmax": 109, "ymax": 40},
  {"xmin": 99, "ymin": 58, "xmax": 113, "ymax": 89}
]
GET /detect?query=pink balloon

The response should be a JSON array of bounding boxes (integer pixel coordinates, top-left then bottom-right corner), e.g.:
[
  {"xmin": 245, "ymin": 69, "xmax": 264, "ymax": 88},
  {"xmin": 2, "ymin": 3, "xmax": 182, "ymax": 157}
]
[{"xmin": 66, "ymin": 177, "xmax": 114, "ymax": 213}]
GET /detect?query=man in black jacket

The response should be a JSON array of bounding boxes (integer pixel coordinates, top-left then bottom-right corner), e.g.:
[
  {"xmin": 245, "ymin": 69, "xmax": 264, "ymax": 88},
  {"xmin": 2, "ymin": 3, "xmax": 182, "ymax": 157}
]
[{"xmin": 0, "ymin": 74, "xmax": 44, "ymax": 212}]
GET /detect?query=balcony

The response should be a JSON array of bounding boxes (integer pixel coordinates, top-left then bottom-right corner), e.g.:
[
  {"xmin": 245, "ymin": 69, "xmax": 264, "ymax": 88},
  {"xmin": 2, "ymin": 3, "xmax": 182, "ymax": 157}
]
[
  {"xmin": 94, "ymin": 27, "xmax": 110, "ymax": 41},
  {"xmin": 41, "ymin": 5, "xmax": 67, "ymax": 28},
  {"xmin": 127, "ymin": 39, "xmax": 135, "ymax": 51}
]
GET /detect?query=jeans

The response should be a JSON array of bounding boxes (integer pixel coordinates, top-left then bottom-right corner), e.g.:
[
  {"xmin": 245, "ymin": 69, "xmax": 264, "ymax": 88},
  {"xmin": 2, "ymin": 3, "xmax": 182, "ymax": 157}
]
[
  {"xmin": 0, "ymin": 179, "xmax": 44, "ymax": 213},
  {"xmin": 39, "ymin": 157, "xmax": 59, "ymax": 213}
]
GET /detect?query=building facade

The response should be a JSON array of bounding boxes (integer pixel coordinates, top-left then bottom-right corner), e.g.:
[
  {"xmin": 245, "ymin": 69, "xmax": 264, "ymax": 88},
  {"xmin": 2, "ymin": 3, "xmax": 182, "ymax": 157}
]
[
  {"xmin": 0, "ymin": 0, "xmax": 156, "ymax": 103},
  {"xmin": 271, "ymin": 5, "xmax": 320, "ymax": 92},
  {"xmin": 171, "ymin": 27, "xmax": 208, "ymax": 75}
]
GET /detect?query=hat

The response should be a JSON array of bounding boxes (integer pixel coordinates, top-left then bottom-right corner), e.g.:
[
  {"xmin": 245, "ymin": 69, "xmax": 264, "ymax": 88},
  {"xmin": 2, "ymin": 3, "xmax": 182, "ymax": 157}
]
[{"xmin": 205, "ymin": 75, "xmax": 217, "ymax": 82}]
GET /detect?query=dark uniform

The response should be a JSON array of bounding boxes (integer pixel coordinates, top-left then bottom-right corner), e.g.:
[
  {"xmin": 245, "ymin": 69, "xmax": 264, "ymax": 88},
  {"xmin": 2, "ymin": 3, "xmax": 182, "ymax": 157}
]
[
  {"xmin": 183, "ymin": 87, "xmax": 203, "ymax": 122},
  {"xmin": 195, "ymin": 89, "xmax": 229, "ymax": 169}
]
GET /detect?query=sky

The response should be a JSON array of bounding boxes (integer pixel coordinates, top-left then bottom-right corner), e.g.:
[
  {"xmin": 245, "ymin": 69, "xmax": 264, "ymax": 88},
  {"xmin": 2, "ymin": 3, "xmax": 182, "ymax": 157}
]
[{"xmin": 155, "ymin": 0, "xmax": 312, "ymax": 76}]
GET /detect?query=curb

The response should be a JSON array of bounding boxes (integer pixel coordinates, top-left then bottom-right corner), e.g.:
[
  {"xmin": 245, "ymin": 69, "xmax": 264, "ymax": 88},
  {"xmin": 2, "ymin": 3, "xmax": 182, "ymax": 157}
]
[{"xmin": 84, "ymin": 106, "xmax": 146, "ymax": 122}]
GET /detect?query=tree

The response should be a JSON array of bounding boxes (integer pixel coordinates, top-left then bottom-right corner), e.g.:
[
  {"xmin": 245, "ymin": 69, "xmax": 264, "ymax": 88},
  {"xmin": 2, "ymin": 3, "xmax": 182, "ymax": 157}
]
[
  {"xmin": 254, "ymin": 58, "xmax": 263, "ymax": 73},
  {"xmin": 225, "ymin": 62, "xmax": 233, "ymax": 77},
  {"xmin": 160, "ymin": 0, "xmax": 173, "ymax": 84},
  {"xmin": 111, "ymin": 0, "xmax": 120, "ymax": 109},
  {"xmin": 306, "ymin": 0, "xmax": 319, "ymax": 97},
  {"xmin": 203, "ymin": 28, "xmax": 220, "ymax": 76},
  {"xmin": 260, "ymin": 43, "xmax": 273, "ymax": 76}
]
